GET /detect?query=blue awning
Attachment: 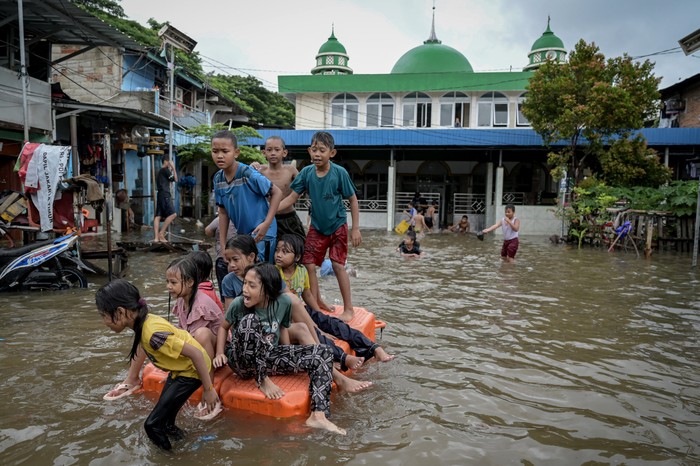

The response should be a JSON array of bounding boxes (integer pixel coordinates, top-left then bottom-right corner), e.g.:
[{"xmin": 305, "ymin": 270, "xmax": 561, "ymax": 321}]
[{"xmin": 246, "ymin": 128, "xmax": 700, "ymax": 148}]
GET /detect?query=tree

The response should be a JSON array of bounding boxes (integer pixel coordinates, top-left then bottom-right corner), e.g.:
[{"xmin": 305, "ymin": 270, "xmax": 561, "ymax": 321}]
[
  {"xmin": 73, "ymin": 0, "xmax": 125, "ymax": 18},
  {"xmin": 522, "ymin": 40, "xmax": 670, "ymax": 187},
  {"xmin": 176, "ymin": 123, "xmax": 266, "ymax": 168}
]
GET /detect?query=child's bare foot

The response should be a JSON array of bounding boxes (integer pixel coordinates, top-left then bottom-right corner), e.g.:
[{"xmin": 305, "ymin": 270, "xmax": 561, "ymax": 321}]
[
  {"xmin": 336, "ymin": 307, "xmax": 355, "ymax": 322},
  {"xmin": 333, "ymin": 371, "xmax": 372, "ymax": 393},
  {"xmin": 258, "ymin": 377, "xmax": 285, "ymax": 399},
  {"xmin": 318, "ymin": 298, "xmax": 333, "ymax": 312},
  {"xmin": 374, "ymin": 347, "xmax": 395, "ymax": 362},
  {"xmin": 305, "ymin": 411, "xmax": 346, "ymax": 435},
  {"xmin": 345, "ymin": 355, "xmax": 365, "ymax": 370}
]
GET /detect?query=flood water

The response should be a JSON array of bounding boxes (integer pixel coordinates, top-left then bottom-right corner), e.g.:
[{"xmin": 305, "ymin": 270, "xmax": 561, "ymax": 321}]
[{"xmin": 1, "ymin": 228, "xmax": 699, "ymax": 465}]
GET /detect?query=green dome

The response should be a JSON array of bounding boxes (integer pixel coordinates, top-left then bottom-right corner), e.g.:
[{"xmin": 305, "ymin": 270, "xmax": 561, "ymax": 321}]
[
  {"xmin": 318, "ymin": 30, "xmax": 347, "ymax": 54},
  {"xmin": 530, "ymin": 21, "xmax": 564, "ymax": 51},
  {"xmin": 391, "ymin": 42, "xmax": 473, "ymax": 74}
]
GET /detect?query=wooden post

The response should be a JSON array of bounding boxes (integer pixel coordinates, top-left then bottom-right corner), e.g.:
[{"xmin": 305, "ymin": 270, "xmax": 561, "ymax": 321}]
[{"xmin": 644, "ymin": 217, "xmax": 654, "ymax": 258}]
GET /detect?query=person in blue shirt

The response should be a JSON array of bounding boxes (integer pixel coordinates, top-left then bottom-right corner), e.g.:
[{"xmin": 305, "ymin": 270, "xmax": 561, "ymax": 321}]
[{"xmin": 211, "ymin": 130, "xmax": 283, "ymax": 262}]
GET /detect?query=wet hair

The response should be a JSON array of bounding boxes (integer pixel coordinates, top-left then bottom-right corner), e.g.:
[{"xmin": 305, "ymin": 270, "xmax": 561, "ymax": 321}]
[
  {"xmin": 405, "ymin": 230, "xmax": 417, "ymax": 241},
  {"xmin": 225, "ymin": 234, "xmax": 259, "ymax": 261},
  {"xmin": 505, "ymin": 204, "xmax": 515, "ymax": 212},
  {"xmin": 277, "ymin": 234, "xmax": 304, "ymax": 265},
  {"xmin": 212, "ymin": 129, "xmax": 239, "ymax": 148},
  {"xmin": 95, "ymin": 279, "xmax": 148, "ymax": 362},
  {"xmin": 162, "ymin": 156, "xmax": 169, "ymax": 163},
  {"xmin": 243, "ymin": 262, "xmax": 282, "ymax": 312},
  {"xmin": 167, "ymin": 256, "xmax": 201, "ymax": 316},
  {"xmin": 310, "ymin": 131, "xmax": 335, "ymax": 150},
  {"xmin": 188, "ymin": 250, "xmax": 213, "ymax": 283},
  {"xmin": 265, "ymin": 136, "xmax": 286, "ymax": 150},
  {"xmin": 461, "ymin": 215, "xmax": 469, "ymax": 221}
]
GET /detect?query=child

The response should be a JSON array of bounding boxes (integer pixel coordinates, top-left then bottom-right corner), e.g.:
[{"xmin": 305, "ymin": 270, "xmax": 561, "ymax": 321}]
[
  {"xmin": 251, "ymin": 136, "xmax": 306, "ymax": 241},
  {"xmin": 278, "ymin": 131, "xmax": 361, "ymax": 322},
  {"xmin": 189, "ymin": 250, "xmax": 224, "ymax": 312},
  {"xmin": 481, "ymin": 204, "xmax": 520, "ymax": 262},
  {"xmin": 425, "ymin": 200, "xmax": 438, "ymax": 232},
  {"xmin": 96, "ymin": 279, "xmax": 219, "ymax": 450},
  {"xmin": 450, "ymin": 215, "xmax": 470, "ymax": 233},
  {"xmin": 204, "ymin": 215, "xmax": 236, "ymax": 300},
  {"xmin": 397, "ymin": 230, "xmax": 422, "ymax": 257},
  {"xmin": 213, "ymin": 263, "xmax": 345, "ymax": 435},
  {"xmin": 211, "ymin": 130, "xmax": 283, "ymax": 262},
  {"xmin": 223, "ymin": 234, "xmax": 372, "ymax": 392},
  {"xmin": 275, "ymin": 234, "xmax": 394, "ymax": 368},
  {"xmin": 412, "ymin": 208, "xmax": 430, "ymax": 236},
  {"xmin": 153, "ymin": 157, "xmax": 178, "ymax": 243}
]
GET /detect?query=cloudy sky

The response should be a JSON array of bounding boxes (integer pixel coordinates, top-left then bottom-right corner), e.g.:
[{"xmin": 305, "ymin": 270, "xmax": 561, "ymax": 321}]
[{"xmin": 120, "ymin": 0, "xmax": 699, "ymax": 90}]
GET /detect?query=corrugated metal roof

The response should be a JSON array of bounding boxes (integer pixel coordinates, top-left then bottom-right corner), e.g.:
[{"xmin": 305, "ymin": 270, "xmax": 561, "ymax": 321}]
[
  {"xmin": 0, "ymin": 0, "xmax": 145, "ymax": 52},
  {"xmin": 54, "ymin": 100, "xmax": 182, "ymax": 130},
  {"xmin": 248, "ymin": 128, "xmax": 700, "ymax": 148}
]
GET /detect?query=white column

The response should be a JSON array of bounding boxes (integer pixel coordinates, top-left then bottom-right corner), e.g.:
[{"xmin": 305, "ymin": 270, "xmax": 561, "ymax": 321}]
[
  {"xmin": 494, "ymin": 166, "xmax": 504, "ymax": 236},
  {"xmin": 485, "ymin": 162, "xmax": 494, "ymax": 230},
  {"xmin": 387, "ymin": 150, "xmax": 396, "ymax": 231}
]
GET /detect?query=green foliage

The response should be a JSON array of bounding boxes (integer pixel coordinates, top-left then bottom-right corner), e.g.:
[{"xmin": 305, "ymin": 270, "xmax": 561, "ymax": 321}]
[
  {"xmin": 176, "ymin": 124, "xmax": 265, "ymax": 168},
  {"xmin": 522, "ymin": 40, "xmax": 665, "ymax": 186},
  {"xmin": 73, "ymin": 0, "xmax": 125, "ymax": 18}
]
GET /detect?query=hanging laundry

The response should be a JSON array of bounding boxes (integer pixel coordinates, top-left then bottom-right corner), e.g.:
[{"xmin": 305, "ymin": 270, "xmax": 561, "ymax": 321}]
[{"xmin": 24, "ymin": 144, "xmax": 71, "ymax": 232}]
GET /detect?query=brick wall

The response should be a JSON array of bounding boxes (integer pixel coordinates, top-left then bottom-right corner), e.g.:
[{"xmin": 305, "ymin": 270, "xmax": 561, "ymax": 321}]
[
  {"xmin": 673, "ymin": 81, "xmax": 700, "ymax": 128},
  {"xmin": 52, "ymin": 45, "xmax": 122, "ymax": 103}
]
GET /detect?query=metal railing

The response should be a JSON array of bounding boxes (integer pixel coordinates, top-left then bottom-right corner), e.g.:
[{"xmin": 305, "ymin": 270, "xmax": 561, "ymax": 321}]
[{"xmin": 157, "ymin": 97, "xmax": 208, "ymax": 129}]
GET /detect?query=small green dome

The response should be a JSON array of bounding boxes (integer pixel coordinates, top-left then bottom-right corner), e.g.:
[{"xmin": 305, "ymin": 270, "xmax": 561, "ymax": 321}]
[
  {"xmin": 391, "ymin": 42, "xmax": 473, "ymax": 74},
  {"xmin": 318, "ymin": 30, "xmax": 347, "ymax": 54},
  {"xmin": 530, "ymin": 20, "xmax": 564, "ymax": 51}
]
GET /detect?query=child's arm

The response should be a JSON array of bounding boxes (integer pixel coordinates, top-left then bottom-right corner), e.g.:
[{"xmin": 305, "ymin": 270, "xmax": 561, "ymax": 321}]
[
  {"xmin": 505, "ymin": 217, "xmax": 520, "ymax": 232},
  {"xmin": 252, "ymin": 184, "xmax": 283, "ymax": 242},
  {"xmin": 213, "ymin": 319, "xmax": 231, "ymax": 368},
  {"xmin": 482, "ymin": 219, "xmax": 502, "ymax": 234},
  {"xmin": 301, "ymin": 288, "xmax": 322, "ymax": 312},
  {"xmin": 279, "ymin": 325, "xmax": 290, "ymax": 345},
  {"xmin": 218, "ymin": 206, "xmax": 229, "ymax": 254},
  {"xmin": 348, "ymin": 194, "xmax": 362, "ymax": 247},
  {"xmin": 181, "ymin": 342, "xmax": 218, "ymax": 408},
  {"xmin": 278, "ymin": 190, "xmax": 301, "ymax": 212}
]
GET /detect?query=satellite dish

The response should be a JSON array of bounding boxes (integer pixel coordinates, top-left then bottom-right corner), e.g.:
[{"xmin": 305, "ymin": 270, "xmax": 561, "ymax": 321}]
[{"xmin": 131, "ymin": 125, "xmax": 150, "ymax": 145}]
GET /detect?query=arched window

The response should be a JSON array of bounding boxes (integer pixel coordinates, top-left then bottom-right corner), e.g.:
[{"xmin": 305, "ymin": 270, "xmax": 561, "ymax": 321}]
[
  {"xmin": 477, "ymin": 92, "xmax": 508, "ymax": 127},
  {"xmin": 517, "ymin": 92, "xmax": 530, "ymax": 127},
  {"xmin": 440, "ymin": 92, "xmax": 470, "ymax": 127},
  {"xmin": 366, "ymin": 93, "xmax": 395, "ymax": 127},
  {"xmin": 331, "ymin": 93, "xmax": 359, "ymax": 127},
  {"xmin": 402, "ymin": 92, "xmax": 432, "ymax": 128}
]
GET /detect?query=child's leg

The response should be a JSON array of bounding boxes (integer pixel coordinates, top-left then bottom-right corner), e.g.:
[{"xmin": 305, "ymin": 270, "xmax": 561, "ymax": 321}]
[
  {"xmin": 288, "ymin": 322, "xmax": 316, "ymax": 345},
  {"xmin": 144, "ymin": 375, "xmax": 200, "ymax": 450},
  {"xmin": 305, "ymin": 262, "xmax": 331, "ymax": 311},
  {"xmin": 316, "ymin": 329, "xmax": 362, "ymax": 370},
  {"xmin": 290, "ymin": 296, "xmax": 319, "ymax": 344},
  {"xmin": 227, "ymin": 314, "xmax": 273, "ymax": 386},
  {"xmin": 332, "ymin": 264, "xmax": 354, "ymax": 321}
]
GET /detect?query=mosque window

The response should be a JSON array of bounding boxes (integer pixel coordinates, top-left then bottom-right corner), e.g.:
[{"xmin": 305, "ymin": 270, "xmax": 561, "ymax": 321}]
[
  {"xmin": 402, "ymin": 92, "xmax": 432, "ymax": 128},
  {"xmin": 326, "ymin": 56, "xmax": 334, "ymax": 65},
  {"xmin": 517, "ymin": 93, "xmax": 530, "ymax": 127},
  {"xmin": 477, "ymin": 92, "xmax": 508, "ymax": 128},
  {"xmin": 331, "ymin": 93, "xmax": 359, "ymax": 127},
  {"xmin": 367, "ymin": 93, "xmax": 395, "ymax": 127},
  {"xmin": 440, "ymin": 92, "xmax": 470, "ymax": 127},
  {"xmin": 338, "ymin": 56, "xmax": 346, "ymax": 66},
  {"xmin": 317, "ymin": 57, "xmax": 322, "ymax": 65}
]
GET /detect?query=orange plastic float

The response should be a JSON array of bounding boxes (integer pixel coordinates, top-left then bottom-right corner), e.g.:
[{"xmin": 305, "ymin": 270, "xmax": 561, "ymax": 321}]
[{"xmin": 142, "ymin": 306, "xmax": 385, "ymax": 417}]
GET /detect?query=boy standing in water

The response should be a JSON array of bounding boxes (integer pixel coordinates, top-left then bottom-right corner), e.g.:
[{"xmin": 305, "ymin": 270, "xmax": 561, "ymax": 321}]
[
  {"xmin": 481, "ymin": 204, "xmax": 520, "ymax": 262},
  {"xmin": 153, "ymin": 157, "xmax": 178, "ymax": 242},
  {"xmin": 252, "ymin": 136, "xmax": 306, "ymax": 241},
  {"xmin": 211, "ymin": 130, "xmax": 283, "ymax": 262},
  {"xmin": 278, "ymin": 132, "xmax": 361, "ymax": 322}
]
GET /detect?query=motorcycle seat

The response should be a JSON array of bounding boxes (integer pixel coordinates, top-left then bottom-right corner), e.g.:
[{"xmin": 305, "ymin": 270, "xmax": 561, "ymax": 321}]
[{"xmin": 0, "ymin": 238, "xmax": 55, "ymax": 258}]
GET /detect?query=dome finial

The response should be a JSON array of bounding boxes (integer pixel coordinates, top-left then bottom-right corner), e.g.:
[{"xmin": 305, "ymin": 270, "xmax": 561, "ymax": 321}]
[
  {"xmin": 545, "ymin": 15, "xmax": 552, "ymax": 33},
  {"xmin": 330, "ymin": 23, "xmax": 336, "ymax": 39},
  {"xmin": 425, "ymin": 0, "xmax": 441, "ymax": 44}
]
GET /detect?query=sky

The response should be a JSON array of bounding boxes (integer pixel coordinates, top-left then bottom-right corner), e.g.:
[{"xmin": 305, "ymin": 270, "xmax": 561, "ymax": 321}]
[{"xmin": 119, "ymin": 0, "xmax": 700, "ymax": 91}]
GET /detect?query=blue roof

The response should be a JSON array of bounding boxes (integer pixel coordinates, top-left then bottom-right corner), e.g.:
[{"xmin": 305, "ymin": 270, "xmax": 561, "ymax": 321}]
[{"xmin": 247, "ymin": 128, "xmax": 700, "ymax": 148}]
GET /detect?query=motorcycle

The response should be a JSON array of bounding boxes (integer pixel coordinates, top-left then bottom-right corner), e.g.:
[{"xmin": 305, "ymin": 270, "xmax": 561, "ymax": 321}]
[{"xmin": 0, "ymin": 231, "xmax": 92, "ymax": 291}]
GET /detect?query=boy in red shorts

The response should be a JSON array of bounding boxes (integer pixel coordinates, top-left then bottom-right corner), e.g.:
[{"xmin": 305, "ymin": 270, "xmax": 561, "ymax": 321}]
[
  {"xmin": 278, "ymin": 132, "xmax": 361, "ymax": 322},
  {"xmin": 481, "ymin": 203, "xmax": 520, "ymax": 262}
]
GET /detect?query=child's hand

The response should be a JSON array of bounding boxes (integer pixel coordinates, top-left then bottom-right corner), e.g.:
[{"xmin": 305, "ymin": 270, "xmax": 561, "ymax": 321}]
[
  {"xmin": 202, "ymin": 385, "xmax": 219, "ymax": 409},
  {"xmin": 250, "ymin": 161, "xmax": 263, "ymax": 171},
  {"xmin": 213, "ymin": 353, "xmax": 228, "ymax": 368},
  {"xmin": 350, "ymin": 227, "xmax": 362, "ymax": 248},
  {"xmin": 252, "ymin": 222, "xmax": 271, "ymax": 242}
]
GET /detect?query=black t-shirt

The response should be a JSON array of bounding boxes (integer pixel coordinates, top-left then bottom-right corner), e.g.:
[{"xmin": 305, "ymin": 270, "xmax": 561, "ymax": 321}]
[
  {"xmin": 398, "ymin": 241, "xmax": 421, "ymax": 255},
  {"xmin": 156, "ymin": 167, "xmax": 174, "ymax": 193}
]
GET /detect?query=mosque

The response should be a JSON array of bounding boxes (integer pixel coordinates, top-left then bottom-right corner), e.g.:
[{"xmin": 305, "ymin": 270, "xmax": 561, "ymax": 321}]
[{"xmin": 254, "ymin": 11, "xmax": 693, "ymax": 234}]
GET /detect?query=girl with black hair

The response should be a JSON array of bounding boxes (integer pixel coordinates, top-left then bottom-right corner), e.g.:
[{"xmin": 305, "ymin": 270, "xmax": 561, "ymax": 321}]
[
  {"xmin": 213, "ymin": 262, "xmax": 345, "ymax": 435},
  {"xmin": 96, "ymin": 279, "xmax": 219, "ymax": 450}
]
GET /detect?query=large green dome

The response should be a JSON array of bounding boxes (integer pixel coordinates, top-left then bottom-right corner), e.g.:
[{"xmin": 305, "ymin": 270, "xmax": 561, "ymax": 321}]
[
  {"xmin": 391, "ymin": 42, "xmax": 473, "ymax": 74},
  {"xmin": 318, "ymin": 30, "xmax": 347, "ymax": 54}
]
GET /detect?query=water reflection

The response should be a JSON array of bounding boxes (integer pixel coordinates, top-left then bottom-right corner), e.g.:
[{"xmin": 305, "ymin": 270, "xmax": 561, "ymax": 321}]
[{"xmin": 1, "ymin": 230, "xmax": 699, "ymax": 465}]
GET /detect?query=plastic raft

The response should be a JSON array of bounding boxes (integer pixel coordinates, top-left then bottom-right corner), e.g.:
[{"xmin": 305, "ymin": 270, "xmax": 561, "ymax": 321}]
[{"xmin": 142, "ymin": 306, "xmax": 386, "ymax": 418}]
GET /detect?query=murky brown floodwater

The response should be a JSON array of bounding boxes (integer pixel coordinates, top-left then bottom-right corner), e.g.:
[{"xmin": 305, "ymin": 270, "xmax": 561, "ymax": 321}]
[{"xmin": 1, "ymin": 227, "xmax": 699, "ymax": 465}]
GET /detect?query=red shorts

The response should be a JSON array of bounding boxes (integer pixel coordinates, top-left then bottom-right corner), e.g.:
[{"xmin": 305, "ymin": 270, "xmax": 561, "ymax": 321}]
[
  {"xmin": 501, "ymin": 237, "xmax": 519, "ymax": 258},
  {"xmin": 303, "ymin": 224, "xmax": 348, "ymax": 266}
]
